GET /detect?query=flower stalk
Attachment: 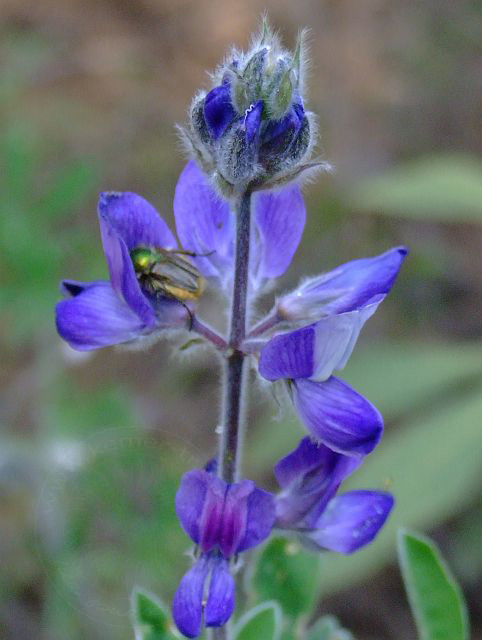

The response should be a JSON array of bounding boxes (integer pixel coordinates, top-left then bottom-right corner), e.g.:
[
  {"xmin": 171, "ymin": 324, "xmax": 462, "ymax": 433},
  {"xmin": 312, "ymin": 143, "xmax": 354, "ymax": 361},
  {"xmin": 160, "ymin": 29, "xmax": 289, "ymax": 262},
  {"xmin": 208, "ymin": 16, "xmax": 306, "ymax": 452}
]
[
  {"xmin": 219, "ymin": 189, "xmax": 252, "ymax": 484},
  {"xmin": 191, "ymin": 316, "xmax": 227, "ymax": 350},
  {"xmin": 247, "ymin": 310, "xmax": 280, "ymax": 338}
]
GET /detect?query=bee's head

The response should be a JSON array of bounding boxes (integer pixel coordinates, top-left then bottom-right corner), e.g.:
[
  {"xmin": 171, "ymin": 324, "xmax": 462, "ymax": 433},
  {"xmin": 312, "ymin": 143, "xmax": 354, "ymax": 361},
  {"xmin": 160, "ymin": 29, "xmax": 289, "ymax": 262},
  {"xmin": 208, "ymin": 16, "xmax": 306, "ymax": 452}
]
[{"xmin": 130, "ymin": 247, "xmax": 158, "ymax": 274}]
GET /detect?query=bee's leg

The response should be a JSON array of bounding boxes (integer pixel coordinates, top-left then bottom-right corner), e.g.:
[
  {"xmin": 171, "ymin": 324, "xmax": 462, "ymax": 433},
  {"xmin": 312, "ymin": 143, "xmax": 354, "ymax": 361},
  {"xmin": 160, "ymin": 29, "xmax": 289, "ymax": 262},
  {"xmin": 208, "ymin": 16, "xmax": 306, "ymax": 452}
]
[{"xmin": 178, "ymin": 300, "xmax": 194, "ymax": 330}]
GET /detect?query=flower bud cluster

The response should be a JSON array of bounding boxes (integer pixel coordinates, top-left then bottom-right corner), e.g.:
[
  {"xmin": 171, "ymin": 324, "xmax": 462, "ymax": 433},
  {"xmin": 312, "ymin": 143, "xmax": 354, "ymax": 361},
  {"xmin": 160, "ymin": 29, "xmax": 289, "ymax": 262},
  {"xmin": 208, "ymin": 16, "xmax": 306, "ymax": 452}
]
[{"xmin": 182, "ymin": 21, "xmax": 316, "ymax": 194}]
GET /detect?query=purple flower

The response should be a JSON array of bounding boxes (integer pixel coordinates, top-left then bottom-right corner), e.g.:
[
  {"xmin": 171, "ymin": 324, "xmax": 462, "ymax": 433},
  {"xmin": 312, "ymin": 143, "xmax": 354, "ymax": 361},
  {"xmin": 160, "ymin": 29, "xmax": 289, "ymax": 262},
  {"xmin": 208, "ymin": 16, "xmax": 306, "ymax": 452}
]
[
  {"xmin": 173, "ymin": 160, "xmax": 306, "ymax": 293},
  {"xmin": 203, "ymin": 84, "xmax": 264, "ymax": 147},
  {"xmin": 277, "ymin": 246, "xmax": 408, "ymax": 323},
  {"xmin": 56, "ymin": 192, "xmax": 191, "ymax": 351},
  {"xmin": 258, "ymin": 311, "xmax": 384, "ymax": 456},
  {"xmin": 173, "ymin": 469, "xmax": 276, "ymax": 637},
  {"xmin": 258, "ymin": 248, "xmax": 408, "ymax": 456},
  {"xmin": 274, "ymin": 437, "xmax": 394, "ymax": 553},
  {"xmin": 56, "ymin": 162, "xmax": 306, "ymax": 351},
  {"xmin": 259, "ymin": 98, "xmax": 308, "ymax": 174},
  {"xmin": 203, "ymin": 83, "xmax": 237, "ymax": 140}
]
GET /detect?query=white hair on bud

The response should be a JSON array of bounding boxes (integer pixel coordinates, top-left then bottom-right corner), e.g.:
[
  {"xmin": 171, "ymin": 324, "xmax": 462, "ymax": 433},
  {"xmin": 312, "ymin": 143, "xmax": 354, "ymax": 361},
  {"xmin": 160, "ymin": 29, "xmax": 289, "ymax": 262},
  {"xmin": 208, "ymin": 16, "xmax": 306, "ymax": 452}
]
[{"xmin": 295, "ymin": 27, "xmax": 311, "ymax": 98}]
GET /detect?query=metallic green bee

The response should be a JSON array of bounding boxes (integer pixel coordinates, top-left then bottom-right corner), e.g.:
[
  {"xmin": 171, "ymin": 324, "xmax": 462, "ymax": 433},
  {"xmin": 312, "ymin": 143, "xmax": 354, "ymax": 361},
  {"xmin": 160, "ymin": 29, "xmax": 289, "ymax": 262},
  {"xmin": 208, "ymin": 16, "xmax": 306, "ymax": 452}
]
[{"xmin": 130, "ymin": 246, "xmax": 205, "ymax": 304}]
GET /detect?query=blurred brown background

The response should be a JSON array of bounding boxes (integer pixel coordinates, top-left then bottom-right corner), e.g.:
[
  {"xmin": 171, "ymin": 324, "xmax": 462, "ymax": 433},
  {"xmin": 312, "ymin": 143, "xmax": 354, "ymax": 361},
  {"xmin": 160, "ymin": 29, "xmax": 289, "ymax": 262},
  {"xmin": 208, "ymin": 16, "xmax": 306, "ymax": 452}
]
[{"xmin": 1, "ymin": 1, "xmax": 481, "ymax": 639}]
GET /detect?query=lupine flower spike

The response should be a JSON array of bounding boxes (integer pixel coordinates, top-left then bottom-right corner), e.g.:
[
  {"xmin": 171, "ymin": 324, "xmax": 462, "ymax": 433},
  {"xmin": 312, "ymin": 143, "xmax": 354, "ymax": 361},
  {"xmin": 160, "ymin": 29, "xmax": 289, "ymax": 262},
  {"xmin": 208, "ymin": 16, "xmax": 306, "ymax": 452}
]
[{"xmin": 54, "ymin": 19, "xmax": 407, "ymax": 640}]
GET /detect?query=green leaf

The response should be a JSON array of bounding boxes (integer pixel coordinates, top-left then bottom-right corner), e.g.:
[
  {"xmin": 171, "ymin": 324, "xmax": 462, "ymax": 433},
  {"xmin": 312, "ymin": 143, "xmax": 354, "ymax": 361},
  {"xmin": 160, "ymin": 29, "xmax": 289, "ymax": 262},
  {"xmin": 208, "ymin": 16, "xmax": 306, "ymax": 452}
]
[
  {"xmin": 131, "ymin": 588, "xmax": 176, "ymax": 640},
  {"xmin": 234, "ymin": 601, "xmax": 282, "ymax": 640},
  {"xmin": 351, "ymin": 153, "xmax": 482, "ymax": 223},
  {"xmin": 305, "ymin": 615, "xmax": 354, "ymax": 640},
  {"xmin": 253, "ymin": 537, "xmax": 321, "ymax": 620},
  {"xmin": 397, "ymin": 530, "xmax": 469, "ymax": 640}
]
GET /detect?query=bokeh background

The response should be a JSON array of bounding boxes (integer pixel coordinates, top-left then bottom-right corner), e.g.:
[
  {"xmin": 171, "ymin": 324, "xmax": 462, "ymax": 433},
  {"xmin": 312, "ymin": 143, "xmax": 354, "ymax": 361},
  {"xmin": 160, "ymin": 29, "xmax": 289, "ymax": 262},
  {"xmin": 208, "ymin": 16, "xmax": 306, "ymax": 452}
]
[{"xmin": 1, "ymin": 1, "xmax": 481, "ymax": 638}]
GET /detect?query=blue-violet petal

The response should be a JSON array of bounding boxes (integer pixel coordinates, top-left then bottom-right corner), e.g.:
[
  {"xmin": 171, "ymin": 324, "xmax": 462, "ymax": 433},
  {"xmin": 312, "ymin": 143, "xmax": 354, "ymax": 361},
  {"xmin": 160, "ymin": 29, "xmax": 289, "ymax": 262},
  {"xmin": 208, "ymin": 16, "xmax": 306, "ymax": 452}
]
[{"xmin": 292, "ymin": 377, "xmax": 383, "ymax": 456}]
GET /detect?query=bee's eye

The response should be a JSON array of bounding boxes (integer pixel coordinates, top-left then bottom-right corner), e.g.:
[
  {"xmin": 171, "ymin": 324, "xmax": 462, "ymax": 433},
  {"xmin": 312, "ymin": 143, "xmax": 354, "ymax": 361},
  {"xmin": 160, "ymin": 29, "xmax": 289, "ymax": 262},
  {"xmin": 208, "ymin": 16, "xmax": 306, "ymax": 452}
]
[{"xmin": 130, "ymin": 247, "xmax": 155, "ymax": 271}]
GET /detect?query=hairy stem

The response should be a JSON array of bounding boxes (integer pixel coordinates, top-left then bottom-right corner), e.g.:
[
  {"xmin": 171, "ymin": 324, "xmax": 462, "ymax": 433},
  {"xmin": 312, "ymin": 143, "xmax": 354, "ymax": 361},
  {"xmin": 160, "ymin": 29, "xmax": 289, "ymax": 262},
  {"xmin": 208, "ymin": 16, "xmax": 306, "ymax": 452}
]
[
  {"xmin": 248, "ymin": 310, "xmax": 280, "ymax": 337},
  {"xmin": 219, "ymin": 189, "xmax": 252, "ymax": 484},
  {"xmin": 191, "ymin": 316, "xmax": 227, "ymax": 350}
]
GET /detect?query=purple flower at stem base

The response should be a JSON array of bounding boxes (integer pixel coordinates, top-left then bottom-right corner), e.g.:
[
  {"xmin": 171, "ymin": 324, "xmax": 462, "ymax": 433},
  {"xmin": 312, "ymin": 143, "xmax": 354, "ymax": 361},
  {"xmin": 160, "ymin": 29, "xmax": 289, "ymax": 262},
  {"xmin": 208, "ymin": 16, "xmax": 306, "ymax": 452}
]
[{"xmin": 173, "ymin": 469, "xmax": 276, "ymax": 637}]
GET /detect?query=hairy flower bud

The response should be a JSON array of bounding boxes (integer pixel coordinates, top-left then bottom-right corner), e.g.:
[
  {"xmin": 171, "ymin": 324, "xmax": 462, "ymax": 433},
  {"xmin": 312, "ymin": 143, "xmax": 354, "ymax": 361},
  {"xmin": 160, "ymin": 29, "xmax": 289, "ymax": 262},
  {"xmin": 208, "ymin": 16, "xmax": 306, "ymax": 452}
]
[{"xmin": 180, "ymin": 20, "xmax": 317, "ymax": 193}]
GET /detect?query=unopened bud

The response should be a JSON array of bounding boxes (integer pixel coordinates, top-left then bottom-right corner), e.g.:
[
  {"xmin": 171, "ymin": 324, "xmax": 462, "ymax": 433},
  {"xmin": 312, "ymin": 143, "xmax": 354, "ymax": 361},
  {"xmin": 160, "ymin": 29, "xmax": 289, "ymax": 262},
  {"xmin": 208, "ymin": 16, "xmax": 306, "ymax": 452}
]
[{"xmin": 182, "ymin": 20, "xmax": 316, "ymax": 192}]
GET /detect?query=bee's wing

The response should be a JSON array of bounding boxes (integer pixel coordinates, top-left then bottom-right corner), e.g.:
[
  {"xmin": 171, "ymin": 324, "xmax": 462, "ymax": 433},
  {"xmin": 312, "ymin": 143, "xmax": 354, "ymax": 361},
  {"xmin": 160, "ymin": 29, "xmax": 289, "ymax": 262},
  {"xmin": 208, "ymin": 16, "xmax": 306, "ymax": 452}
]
[{"xmin": 152, "ymin": 253, "xmax": 201, "ymax": 294}]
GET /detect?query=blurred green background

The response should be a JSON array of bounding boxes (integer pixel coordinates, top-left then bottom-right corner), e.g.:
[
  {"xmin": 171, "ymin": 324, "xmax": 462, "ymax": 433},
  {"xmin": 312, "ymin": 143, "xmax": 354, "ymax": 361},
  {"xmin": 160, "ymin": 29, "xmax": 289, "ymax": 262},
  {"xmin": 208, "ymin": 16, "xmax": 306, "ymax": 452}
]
[{"xmin": 1, "ymin": 1, "xmax": 481, "ymax": 638}]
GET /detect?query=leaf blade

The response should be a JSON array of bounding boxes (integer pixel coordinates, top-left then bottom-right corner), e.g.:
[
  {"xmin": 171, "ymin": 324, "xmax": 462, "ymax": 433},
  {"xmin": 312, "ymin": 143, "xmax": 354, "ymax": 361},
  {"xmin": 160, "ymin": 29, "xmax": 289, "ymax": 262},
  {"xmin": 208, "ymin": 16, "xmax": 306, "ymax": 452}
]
[
  {"xmin": 305, "ymin": 615, "xmax": 354, "ymax": 640},
  {"xmin": 252, "ymin": 537, "xmax": 321, "ymax": 620},
  {"xmin": 131, "ymin": 588, "xmax": 176, "ymax": 640},
  {"xmin": 397, "ymin": 530, "xmax": 469, "ymax": 640},
  {"xmin": 234, "ymin": 601, "xmax": 283, "ymax": 640}
]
